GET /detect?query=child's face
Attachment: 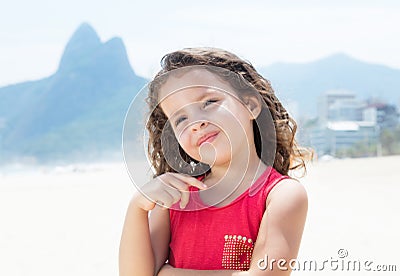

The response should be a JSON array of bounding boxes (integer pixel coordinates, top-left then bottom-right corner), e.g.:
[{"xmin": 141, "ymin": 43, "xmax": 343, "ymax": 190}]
[{"xmin": 158, "ymin": 68, "xmax": 259, "ymax": 167}]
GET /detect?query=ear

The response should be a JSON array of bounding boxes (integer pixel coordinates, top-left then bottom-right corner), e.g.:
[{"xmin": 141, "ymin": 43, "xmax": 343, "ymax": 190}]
[{"xmin": 243, "ymin": 96, "xmax": 262, "ymax": 120}]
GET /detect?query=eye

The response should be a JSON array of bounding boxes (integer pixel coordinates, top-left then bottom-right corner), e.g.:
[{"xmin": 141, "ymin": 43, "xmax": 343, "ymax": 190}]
[
  {"xmin": 203, "ymin": 98, "xmax": 219, "ymax": 108},
  {"xmin": 174, "ymin": 116, "xmax": 187, "ymax": 127}
]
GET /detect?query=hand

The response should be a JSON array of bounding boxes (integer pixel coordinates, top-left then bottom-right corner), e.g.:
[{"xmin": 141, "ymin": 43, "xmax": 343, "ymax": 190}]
[{"xmin": 132, "ymin": 172, "xmax": 207, "ymax": 211}]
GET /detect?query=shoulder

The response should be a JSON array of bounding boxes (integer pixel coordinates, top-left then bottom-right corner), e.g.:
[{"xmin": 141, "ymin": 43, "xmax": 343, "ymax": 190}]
[
  {"xmin": 252, "ymin": 178, "xmax": 308, "ymax": 267},
  {"xmin": 266, "ymin": 178, "xmax": 308, "ymax": 215}
]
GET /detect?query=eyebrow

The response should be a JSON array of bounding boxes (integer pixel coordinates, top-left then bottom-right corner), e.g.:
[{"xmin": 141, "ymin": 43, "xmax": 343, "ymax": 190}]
[{"xmin": 162, "ymin": 89, "xmax": 220, "ymax": 118}]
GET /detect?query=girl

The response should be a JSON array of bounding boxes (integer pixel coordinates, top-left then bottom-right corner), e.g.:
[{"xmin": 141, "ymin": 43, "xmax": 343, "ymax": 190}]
[{"xmin": 119, "ymin": 48, "xmax": 310, "ymax": 275}]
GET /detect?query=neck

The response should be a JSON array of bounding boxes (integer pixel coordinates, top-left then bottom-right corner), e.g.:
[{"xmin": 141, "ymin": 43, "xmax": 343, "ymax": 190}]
[{"xmin": 200, "ymin": 143, "xmax": 268, "ymax": 206}]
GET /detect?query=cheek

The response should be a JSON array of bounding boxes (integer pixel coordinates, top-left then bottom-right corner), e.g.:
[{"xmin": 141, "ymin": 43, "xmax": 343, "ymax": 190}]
[
  {"xmin": 216, "ymin": 112, "xmax": 252, "ymax": 149},
  {"xmin": 175, "ymin": 130, "xmax": 195, "ymax": 154},
  {"xmin": 216, "ymin": 108, "xmax": 248, "ymax": 135}
]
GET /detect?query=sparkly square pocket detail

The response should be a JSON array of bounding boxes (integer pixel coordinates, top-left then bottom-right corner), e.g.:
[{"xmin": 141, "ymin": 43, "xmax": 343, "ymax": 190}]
[{"xmin": 222, "ymin": 234, "xmax": 254, "ymax": 270}]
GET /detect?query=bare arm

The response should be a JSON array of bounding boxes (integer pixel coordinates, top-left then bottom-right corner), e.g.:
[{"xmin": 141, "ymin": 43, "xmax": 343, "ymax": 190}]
[
  {"xmin": 245, "ymin": 178, "xmax": 308, "ymax": 275},
  {"xmin": 149, "ymin": 206, "xmax": 171, "ymax": 273},
  {"xmin": 119, "ymin": 173, "xmax": 206, "ymax": 276},
  {"xmin": 119, "ymin": 194, "xmax": 155, "ymax": 276},
  {"xmin": 158, "ymin": 178, "xmax": 308, "ymax": 276}
]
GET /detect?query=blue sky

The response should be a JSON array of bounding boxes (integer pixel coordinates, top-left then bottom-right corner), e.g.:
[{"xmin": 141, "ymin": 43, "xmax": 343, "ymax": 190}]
[{"xmin": 1, "ymin": 0, "xmax": 400, "ymax": 86}]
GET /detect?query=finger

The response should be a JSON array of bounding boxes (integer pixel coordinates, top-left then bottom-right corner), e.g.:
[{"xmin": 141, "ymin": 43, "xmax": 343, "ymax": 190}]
[
  {"xmin": 171, "ymin": 173, "xmax": 207, "ymax": 190},
  {"xmin": 153, "ymin": 191, "xmax": 175, "ymax": 209},
  {"xmin": 179, "ymin": 190, "xmax": 190, "ymax": 209},
  {"xmin": 159, "ymin": 175, "xmax": 191, "ymax": 209},
  {"xmin": 164, "ymin": 188, "xmax": 190, "ymax": 209},
  {"xmin": 155, "ymin": 177, "xmax": 186, "ymax": 208},
  {"xmin": 163, "ymin": 183, "xmax": 182, "ymax": 201},
  {"xmin": 163, "ymin": 177, "xmax": 190, "ymax": 209},
  {"xmin": 158, "ymin": 175, "xmax": 187, "ymax": 192}
]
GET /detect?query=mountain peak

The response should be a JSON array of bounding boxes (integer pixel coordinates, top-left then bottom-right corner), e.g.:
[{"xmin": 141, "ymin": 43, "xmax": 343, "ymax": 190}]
[
  {"xmin": 320, "ymin": 52, "xmax": 356, "ymax": 63},
  {"xmin": 54, "ymin": 23, "xmax": 143, "ymax": 87},
  {"xmin": 72, "ymin": 23, "xmax": 100, "ymax": 42},
  {"xmin": 58, "ymin": 23, "xmax": 102, "ymax": 72}
]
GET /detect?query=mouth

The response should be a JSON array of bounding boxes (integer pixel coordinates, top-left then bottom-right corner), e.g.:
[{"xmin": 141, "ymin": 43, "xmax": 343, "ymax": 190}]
[{"xmin": 197, "ymin": 131, "xmax": 219, "ymax": 146}]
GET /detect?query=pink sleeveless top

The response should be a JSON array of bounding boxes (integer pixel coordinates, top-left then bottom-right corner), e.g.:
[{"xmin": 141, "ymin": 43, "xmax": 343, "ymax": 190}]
[{"xmin": 168, "ymin": 166, "xmax": 289, "ymax": 270}]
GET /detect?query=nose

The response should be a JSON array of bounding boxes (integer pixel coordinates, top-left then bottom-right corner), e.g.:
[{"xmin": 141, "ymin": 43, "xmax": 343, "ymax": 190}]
[{"xmin": 190, "ymin": 120, "xmax": 208, "ymax": 132}]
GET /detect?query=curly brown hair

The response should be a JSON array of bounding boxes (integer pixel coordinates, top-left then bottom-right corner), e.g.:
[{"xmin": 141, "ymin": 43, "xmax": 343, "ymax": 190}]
[{"xmin": 146, "ymin": 47, "xmax": 311, "ymax": 177}]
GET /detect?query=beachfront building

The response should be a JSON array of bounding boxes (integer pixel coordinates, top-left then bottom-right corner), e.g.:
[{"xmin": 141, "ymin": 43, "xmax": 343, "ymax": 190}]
[
  {"xmin": 310, "ymin": 121, "xmax": 378, "ymax": 157},
  {"xmin": 317, "ymin": 90, "xmax": 361, "ymax": 123},
  {"xmin": 310, "ymin": 90, "xmax": 380, "ymax": 157},
  {"xmin": 363, "ymin": 101, "xmax": 399, "ymax": 130}
]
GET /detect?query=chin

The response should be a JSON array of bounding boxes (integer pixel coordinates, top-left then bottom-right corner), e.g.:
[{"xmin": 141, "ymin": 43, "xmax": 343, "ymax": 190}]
[
  {"xmin": 209, "ymin": 156, "xmax": 232, "ymax": 168},
  {"xmin": 186, "ymin": 148, "xmax": 231, "ymax": 167}
]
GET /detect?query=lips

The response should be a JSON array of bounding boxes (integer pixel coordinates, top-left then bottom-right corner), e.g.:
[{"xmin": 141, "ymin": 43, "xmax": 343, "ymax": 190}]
[{"xmin": 197, "ymin": 131, "xmax": 219, "ymax": 146}]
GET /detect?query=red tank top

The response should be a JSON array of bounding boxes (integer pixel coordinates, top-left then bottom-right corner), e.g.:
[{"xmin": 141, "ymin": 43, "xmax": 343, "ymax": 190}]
[{"xmin": 168, "ymin": 166, "xmax": 289, "ymax": 270}]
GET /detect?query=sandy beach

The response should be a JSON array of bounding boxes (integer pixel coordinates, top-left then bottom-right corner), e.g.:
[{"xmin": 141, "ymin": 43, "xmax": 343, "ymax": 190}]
[{"xmin": 0, "ymin": 156, "xmax": 399, "ymax": 275}]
